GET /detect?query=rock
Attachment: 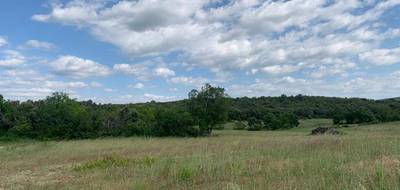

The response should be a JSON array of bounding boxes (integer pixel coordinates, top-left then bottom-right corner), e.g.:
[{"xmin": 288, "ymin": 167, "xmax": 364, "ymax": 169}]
[{"xmin": 311, "ymin": 127, "xmax": 340, "ymax": 135}]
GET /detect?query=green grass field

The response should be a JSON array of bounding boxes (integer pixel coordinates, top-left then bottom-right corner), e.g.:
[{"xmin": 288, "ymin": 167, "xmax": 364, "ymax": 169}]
[{"xmin": 1, "ymin": 119, "xmax": 400, "ymax": 189}]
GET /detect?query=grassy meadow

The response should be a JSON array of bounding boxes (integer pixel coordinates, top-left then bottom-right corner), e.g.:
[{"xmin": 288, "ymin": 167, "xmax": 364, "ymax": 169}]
[{"xmin": 1, "ymin": 119, "xmax": 400, "ymax": 189}]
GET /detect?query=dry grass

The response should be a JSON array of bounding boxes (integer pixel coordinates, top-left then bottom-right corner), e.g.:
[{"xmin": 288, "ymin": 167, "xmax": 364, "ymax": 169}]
[{"xmin": 1, "ymin": 119, "xmax": 400, "ymax": 189}]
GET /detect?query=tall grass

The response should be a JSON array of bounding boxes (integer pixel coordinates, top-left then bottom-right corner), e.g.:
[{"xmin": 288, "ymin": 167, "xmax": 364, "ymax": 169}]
[{"xmin": 1, "ymin": 119, "xmax": 400, "ymax": 189}]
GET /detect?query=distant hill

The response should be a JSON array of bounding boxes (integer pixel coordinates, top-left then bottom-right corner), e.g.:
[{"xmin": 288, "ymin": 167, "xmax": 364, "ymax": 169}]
[
  {"xmin": 109, "ymin": 94, "xmax": 400, "ymax": 122},
  {"xmin": 380, "ymin": 97, "xmax": 400, "ymax": 101}
]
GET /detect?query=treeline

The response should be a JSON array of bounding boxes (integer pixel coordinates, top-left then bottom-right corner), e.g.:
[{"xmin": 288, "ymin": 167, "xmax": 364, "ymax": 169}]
[
  {"xmin": 2, "ymin": 85, "xmax": 400, "ymax": 140},
  {"xmin": 228, "ymin": 95, "xmax": 400, "ymax": 125},
  {"xmin": 0, "ymin": 84, "xmax": 231, "ymax": 139}
]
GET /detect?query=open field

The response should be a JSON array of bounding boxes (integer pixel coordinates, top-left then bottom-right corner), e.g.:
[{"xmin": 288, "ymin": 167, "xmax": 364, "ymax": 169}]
[{"xmin": 1, "ymin": 119, "xmax": 400, "ymax": 189}]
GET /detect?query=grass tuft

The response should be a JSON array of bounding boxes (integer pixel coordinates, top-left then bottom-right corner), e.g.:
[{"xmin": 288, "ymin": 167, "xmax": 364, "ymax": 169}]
[
  {"xmin": 178, "ymin": 166, "xmax": 194, "ymax": 182},
  {"xmin": 72, "ymin": 154, "xmax": 131, "ymax": 172}
]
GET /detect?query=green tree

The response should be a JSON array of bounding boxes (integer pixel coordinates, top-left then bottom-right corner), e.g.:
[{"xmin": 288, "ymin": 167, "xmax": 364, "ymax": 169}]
[
  {"xmin": 34, "ymin": 92, "xmax": 92, "ymax": 139},
  {"xmin": 188, "ymin": 84, "xmax": 229, "ymax": 135},
  {"xmin": 153, "ymin": 107, "xmax": 197, "ymax": 137},
  {"xmin": 0, "ymin": 95, "xmax": 17, "ymax": 135},
  {"xmin": 278, "ymin": 113, "xmax": 299, "ymax": 129},
  {"xmin": 262, "ymin": 112, "xmax": 280, "ymax": 130},
  {"xmin": 247, "ymin": 117, "xmax": 263, "ymax": 131}
]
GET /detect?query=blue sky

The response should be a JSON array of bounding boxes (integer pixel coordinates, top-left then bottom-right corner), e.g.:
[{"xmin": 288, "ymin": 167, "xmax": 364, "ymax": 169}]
[{"xmin": 1, "ymin": 0, "xmax": 400, "ymax": 103}]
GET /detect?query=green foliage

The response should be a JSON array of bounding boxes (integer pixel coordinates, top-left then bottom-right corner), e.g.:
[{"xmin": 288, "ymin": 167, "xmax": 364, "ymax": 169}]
[
  {"xmin": 278, "ymin": 113, "xmax": 300, "ymax": 129},
  {"xmin": 178, "ymin": 166, "xmax": 194, "ymax": 182},
  {"xmin": 153, "ymin": 107, "xmax": 198, "ymax": 137},
  {"xmin": 73, "ymin": 154, "xmax": 131, "ymax": 172},
  {"xmin": 232, "ymin": 121, "xmax": 247, "ymax": 130},
  {"xmin": 262, "ymin": 112, "xmax": 280, "ymax": 130},
  {"xmin": 188, "ymin": 84, "xmax": 229, "ymax": 135},
  {"xmin": 247, "ymin": 117, "xmax": 263, "ymax": 131},
  {"xmin": 97, "ymin": 106, "xmax": 141, "ymax": 137},
  {"xmin": 1, "ymin": 89, "xmax": 400, "ymax": 140},
  {"xmin": 229, "ymin": 95, "xmax": 400, "ymax": 126},
  {"xmin": 33, "ymin": 92, "xmax": 92, "ymax": 139}
]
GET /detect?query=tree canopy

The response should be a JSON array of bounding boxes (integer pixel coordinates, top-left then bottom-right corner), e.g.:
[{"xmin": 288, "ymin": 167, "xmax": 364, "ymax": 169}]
[
  {"xmin": 1, "ymin": 85, "xmax": 400, "ymax": 140},
  {"xmin": 188, "ymin": 84, "xmax": 229, "ymax": 135}
]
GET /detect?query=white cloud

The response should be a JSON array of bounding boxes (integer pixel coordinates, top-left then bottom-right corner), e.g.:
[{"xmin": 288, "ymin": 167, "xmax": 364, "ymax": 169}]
[
  {"xmin": 28, "ymin": 0, "xmax": 400, "ymax": 101},
  {"xmin": 114, "ymin": 63, "xmax": 176, "ymax": 80},
  {"xmin": 100, "ymin": 93, "xmax": 179, "ymax": 104},
  {"xmin": 0, "ymin": 36, "xmax": 7, "ymax": 47},
  {"xmin": 359, "ymin": 48, "xmax": 400, "ymax": 65},
  {"xmin": 0, "ymin": 50, "xmax": 25, "ymax": 68},
  {"xmin": 104, "ymin": 88, "xmax": 114, "ymax": 92},
  {"xmin": 239, "ymin": 0, "xmax": 325, "ymax": 33},
  {"xmin": 32, "ymin": 0, "xmax": 400, "ymax": 79},
  {"xmin": 66, "ymin": 81, "xmax": 88, "ymax": 88},
  {"xmin": 229, "ymin": 71, "xmax": 400, "ymax": 99},
  {"xmin": 19, "ymin": 40, "xmax": 56, "ymax": 50},
  {"xmin": 308, "ymin": 58, "xmax": 356, "ymax": 78},
  {"xmin": 0, "ymin": 69, "xmax": 89, "ymax": 100},
  {"xmin": 153, "ymin": 67, "xmax": 175, "ymax": 77},
  {"xmin": 49, "ymin": 55, "xmax": 111, "ymax": 78},
  {"xmin": 143, "ymin": 93, "xmax": 177, "ymax": 102},
  {"xmin": 168, "ymin": 76, "xmax": 208, "ymax": 87},
  {"xmin": 113, "ymin": 63, "xmax": 151, "ymax": 80},
  {"xmin": 90, "ymin": 81, "xmax": 103, "ymax": 88},
  {"xmin": 129, "ymin": 82, "xmax": 144, "ymax": 89},
  {"xmin": 261, "ymin": 64, "xmax": 304, "ymax": 75}
]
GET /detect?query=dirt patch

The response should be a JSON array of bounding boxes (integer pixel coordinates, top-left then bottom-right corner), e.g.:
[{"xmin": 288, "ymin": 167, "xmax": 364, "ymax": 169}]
[{"xmin": 0, "ymin": 164, "xmax": 75, "ymax": 189}]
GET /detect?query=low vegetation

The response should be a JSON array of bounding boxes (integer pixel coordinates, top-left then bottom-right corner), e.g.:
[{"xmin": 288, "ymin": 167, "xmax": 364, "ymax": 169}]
[
  {"xmin": 1, "ymin": 119, "xmax": 400, "ymax": 189},
  {"xmin": 0, "ymin": 84, "xmax": 230, "ymax": 139},
  {"xmin": 1, "ymin": 83, "xmax": 400, "ymax": 140}
]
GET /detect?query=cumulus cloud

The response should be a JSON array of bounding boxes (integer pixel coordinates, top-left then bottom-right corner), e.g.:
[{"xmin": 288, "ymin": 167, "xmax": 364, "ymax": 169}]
[
  {"xmin": 104, "ymin": 93, "xmax": 178, "ymax": 104},
  {"xmin": 0, "ymin": 36, "xmax": 7, "ymax": 47},
  {"xmin": 0, "ymin": 69, "xmax": 89, "ymax": 100},
  {"xmin": 359, "ymin": 48, "xmax": 400, "ymax": 65},
  {"xmin": 129, "ymin": 82, "xmax": 144, "ymax": 89},
  {"xmin": 153, "ymin": 67, "xmax": 175, "ymax": 78},
  {"xmin": 29, "ymin": 0, "xmax": 400, "ymax": 101},
  {"xmin": 0, "ymin": 50, "xmax": 25, "ymax": 68},
  {"xmin": 260, "ymin": 64, "xmax": 304, "ymax": 75},
  {"xmin": 19, "ymin": 40, "xmax": 56, "ymax": 50},
  {"xmin": 229, "ymin": 71, "xmax": 400, "ymax": 99},
  {"xmin": 308, "ymin": 58, "xmax": 356, "ymax": 78},
  {"xmin": 114, "ymin": 63, "xmax": 175, "ymax": 80},
  {"xmin": 143, "ymin": 93, "xmax": 177, "ymax": 102},
  {"xmin": 49, "ymin": 55, "xmax": 111, "ymax": 78},
  {"xmin": 168, "ymin": 76, "xmax": 209, "ymax": 87},
  {"xmin": 113, "ymin": 63, "xmax": 151, "ymax": 80},
  {"xmin": 32, "ymin": 0, "xmax": 400, "ymax": 77}
]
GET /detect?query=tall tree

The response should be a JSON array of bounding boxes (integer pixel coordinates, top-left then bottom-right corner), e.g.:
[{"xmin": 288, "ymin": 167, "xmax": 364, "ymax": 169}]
[{"xmin": 188, "ymin": 84, "xmax": 229, "ymax": 135}]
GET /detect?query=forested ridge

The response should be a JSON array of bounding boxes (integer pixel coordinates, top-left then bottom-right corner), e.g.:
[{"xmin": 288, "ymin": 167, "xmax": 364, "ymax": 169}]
[
  {"xmin": 229, "ymin": 95, "xmax": 400, "ymax": 124},
  {"xmin": 1, "ymin": 84, "xmax": 400, "ymax": 140}
]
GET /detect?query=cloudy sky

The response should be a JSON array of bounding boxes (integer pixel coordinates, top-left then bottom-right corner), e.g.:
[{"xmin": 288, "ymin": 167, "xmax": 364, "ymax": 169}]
[{"xmin": 1, "ymin": 0, "xmax": 400, "ymax": 103}]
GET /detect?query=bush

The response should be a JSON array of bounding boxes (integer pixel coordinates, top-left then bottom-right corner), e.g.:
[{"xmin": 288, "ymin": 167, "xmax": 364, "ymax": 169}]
[
  {"xmin": 153, "ymin": 107, "xmax": 198, "ymax": 137},
  {"xmin": 233, "ymin": 121, "xmax": 247, "ymax": 130},
  {"xmin": 263, "ymin": 112, "xmax": 280, "ymax": 130},
  {"xmin": 247, "ymin": 117, "xmax": 263, "ymax": 131},
  {"xmin": 213, "ymin": 124, "xmax": 225, "ymax": 130},
  {"xmin": 278, "ymin": 113, "xmax": 299, "ymax": 129}
]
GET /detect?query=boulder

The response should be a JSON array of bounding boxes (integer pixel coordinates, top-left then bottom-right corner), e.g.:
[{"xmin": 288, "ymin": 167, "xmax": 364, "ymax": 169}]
[{"xmin": 311, "ymin": 127, "xmax": 340, "ymax": 135}]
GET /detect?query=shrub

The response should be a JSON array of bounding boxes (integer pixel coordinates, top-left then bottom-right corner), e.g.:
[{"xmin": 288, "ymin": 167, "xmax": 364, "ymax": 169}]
[
  {"xmin": 213, "ymin": 124, "xmax": 225, "ymax": 130},
  {"xmin": 247, "ymin": 117, "xmax": 263, "ymax": 131},
  {"xmin": 153, "ymin": 107, "xmax": 198, "ymax": 137},
  {"xmin": 233, "ymin": 121, "xmax": 247, "ymax": 130}
]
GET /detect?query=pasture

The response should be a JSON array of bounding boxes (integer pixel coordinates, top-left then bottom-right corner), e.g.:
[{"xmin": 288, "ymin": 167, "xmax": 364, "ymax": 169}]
[{"xmin": 1, "ymin": 119, "xmax": 400, "ymax": 189}]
